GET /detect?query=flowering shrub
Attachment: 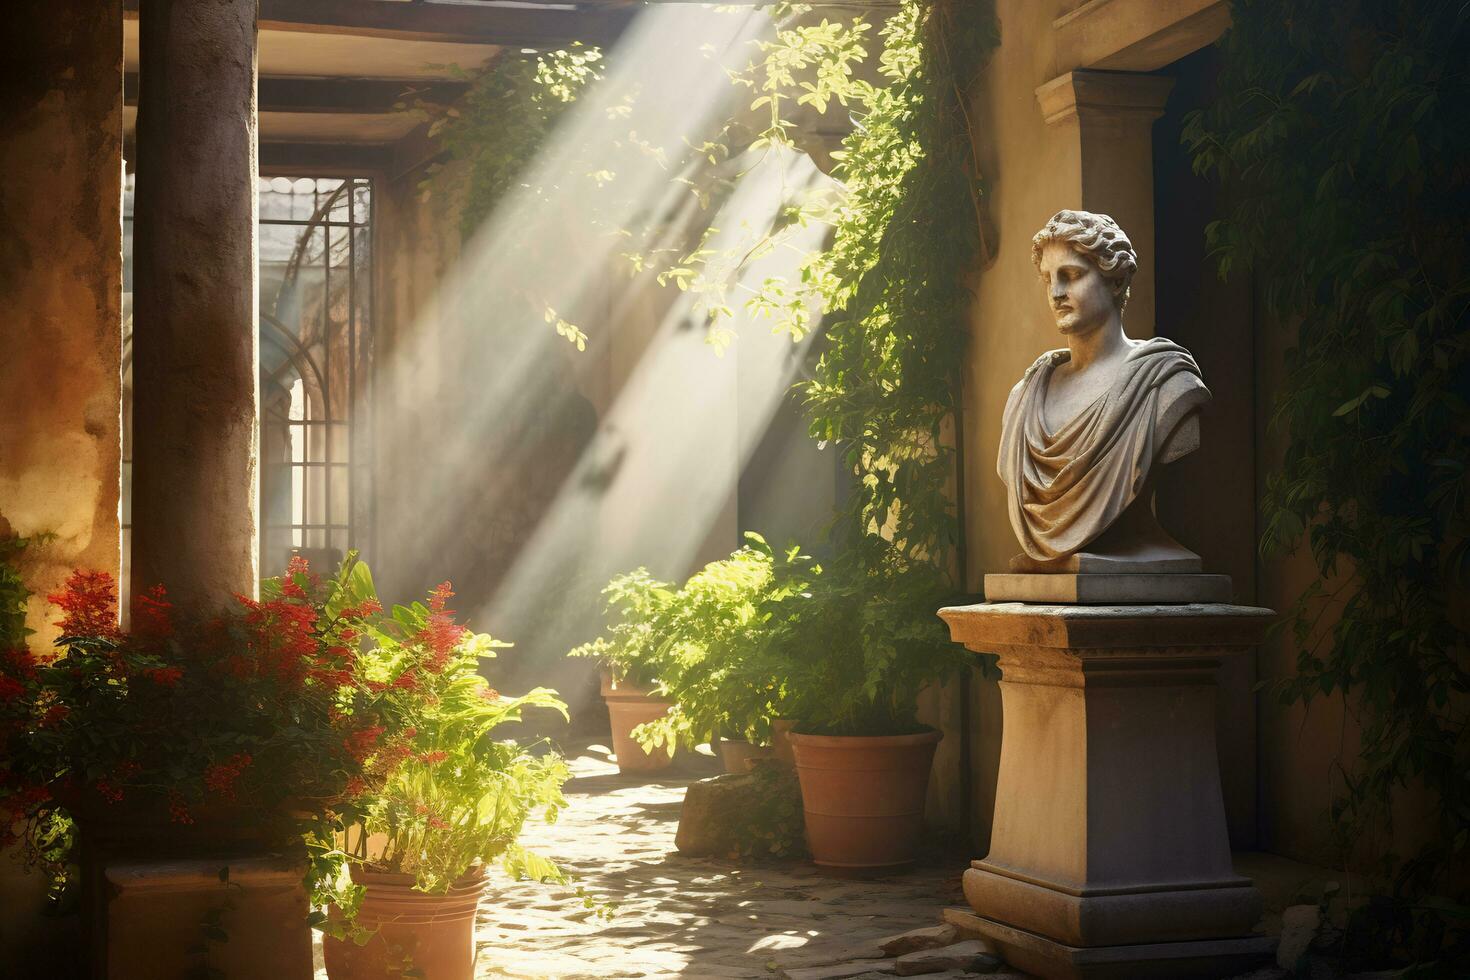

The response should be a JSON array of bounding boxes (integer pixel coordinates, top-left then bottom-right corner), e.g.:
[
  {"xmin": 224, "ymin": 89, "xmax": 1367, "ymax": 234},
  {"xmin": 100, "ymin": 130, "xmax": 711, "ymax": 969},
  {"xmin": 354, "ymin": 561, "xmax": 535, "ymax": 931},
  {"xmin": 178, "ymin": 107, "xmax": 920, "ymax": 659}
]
[
  {"xmin": 330, "ymin": 580, "xmax": 571, "ymax": 898},
  {"xmin": 0, "ymin": 554, "xmax": 512, "ymax": 916}
]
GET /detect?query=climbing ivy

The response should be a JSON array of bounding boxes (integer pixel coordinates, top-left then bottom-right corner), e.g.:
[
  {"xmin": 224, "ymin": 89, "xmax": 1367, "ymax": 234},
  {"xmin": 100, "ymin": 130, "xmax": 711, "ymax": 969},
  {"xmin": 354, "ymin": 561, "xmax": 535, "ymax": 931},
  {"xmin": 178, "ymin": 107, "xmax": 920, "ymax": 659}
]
[
  {"xmin": 0, "ymin": 533, "xmax": 39, "ymax": 649},
  {"xmin": 793, "ymin": 0, "xmax": 996, "ymax": 573},
  {"xmin": 424, "ymin": 46, "xmax": 604, "ymax": 243},
  {"xmin": 1185, "ymin": 0, "xmax": 1469, "ymax": 967}
]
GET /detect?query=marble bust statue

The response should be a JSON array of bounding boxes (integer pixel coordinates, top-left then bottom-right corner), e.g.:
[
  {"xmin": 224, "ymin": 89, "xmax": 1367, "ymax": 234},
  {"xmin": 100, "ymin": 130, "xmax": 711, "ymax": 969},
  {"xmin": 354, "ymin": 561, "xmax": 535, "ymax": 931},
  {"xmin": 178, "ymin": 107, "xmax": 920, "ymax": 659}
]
[{"xmin": 990, "ymin": 210, "xmax": 1224, "ymax": 601}]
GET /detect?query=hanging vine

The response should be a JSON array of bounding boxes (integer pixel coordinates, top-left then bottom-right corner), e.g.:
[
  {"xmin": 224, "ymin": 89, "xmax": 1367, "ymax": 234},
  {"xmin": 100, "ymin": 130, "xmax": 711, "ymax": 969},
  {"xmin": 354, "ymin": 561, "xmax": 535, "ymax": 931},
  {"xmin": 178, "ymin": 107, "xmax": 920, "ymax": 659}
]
[
  {"xmin": 1185, "ymin": 0, "xmax": 1469, "ymax": 967},
  {"xmin": 794, "ymin": 0, "xmax": 996, "ymax": 574}
]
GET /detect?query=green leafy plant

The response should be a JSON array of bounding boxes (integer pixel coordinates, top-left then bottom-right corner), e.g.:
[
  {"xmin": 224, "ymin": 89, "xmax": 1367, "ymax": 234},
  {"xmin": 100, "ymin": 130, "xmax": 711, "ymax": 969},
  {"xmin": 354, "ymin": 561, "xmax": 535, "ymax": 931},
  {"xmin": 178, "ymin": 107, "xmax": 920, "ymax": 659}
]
[
  {"xmin": 570, "ymin": 537, "xmax": 811, "ymax": 752},
  {"xmin": 335, "ymin": 588, "xmax": 570, "ymax": 895},
  {"xmin": 0, "ymin": 533, "xmax": 36, "ymax": 650},
  {"xmin": 292, "ymin": 572, "xmax": 572, "ymax": 932},
  {"xmin": 570, "ymin": 534, "xmax": 814, "ymax": 750},
  {"xmin": 759, "ymin": 538, "xmax": 968, "ymax": 736},
  {"xmin": 1183, "ymin": 0, "xmax": 1469, "ymax": 970}
]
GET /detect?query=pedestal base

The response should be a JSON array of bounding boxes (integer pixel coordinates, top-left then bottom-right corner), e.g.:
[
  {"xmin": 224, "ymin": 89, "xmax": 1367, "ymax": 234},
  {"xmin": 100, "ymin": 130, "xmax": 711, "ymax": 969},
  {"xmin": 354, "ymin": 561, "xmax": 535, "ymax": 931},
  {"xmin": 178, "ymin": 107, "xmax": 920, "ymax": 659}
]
[
  {"xmin": 984, "ymin": 572, "xmax": 1232, "ymax": 604},
  {"xmin": 963, "ymin": 861, "xmax": 1262, "ymax": 947},
  {"xmin": 937, "ymin": 602, "xmax": 1274, "ymax": 980},
  {"xmin": 943, "ymin": 908, "xmax": 1274, "ymax": 980}
]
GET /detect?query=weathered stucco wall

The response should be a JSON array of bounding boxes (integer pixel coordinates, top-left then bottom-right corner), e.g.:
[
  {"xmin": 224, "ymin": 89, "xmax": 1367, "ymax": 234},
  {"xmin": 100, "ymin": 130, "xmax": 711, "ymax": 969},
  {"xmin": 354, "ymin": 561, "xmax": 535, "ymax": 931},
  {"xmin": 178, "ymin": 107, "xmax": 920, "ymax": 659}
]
[
  {"xmin": 0, "ymin": 3, "xmax": 123, "ymax": 644},
  {"xmin": 0, "ymin": 2, "xmax": 122, "ymax": 969}
]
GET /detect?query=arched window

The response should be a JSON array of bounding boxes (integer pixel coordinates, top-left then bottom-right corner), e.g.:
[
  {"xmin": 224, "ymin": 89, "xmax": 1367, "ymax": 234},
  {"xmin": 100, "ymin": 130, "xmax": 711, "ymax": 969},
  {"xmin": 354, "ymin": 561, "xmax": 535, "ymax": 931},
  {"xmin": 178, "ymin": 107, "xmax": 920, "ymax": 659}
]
[{"xmin": 121, "ymin": 174, "xmax": 374, "ymax": 599}]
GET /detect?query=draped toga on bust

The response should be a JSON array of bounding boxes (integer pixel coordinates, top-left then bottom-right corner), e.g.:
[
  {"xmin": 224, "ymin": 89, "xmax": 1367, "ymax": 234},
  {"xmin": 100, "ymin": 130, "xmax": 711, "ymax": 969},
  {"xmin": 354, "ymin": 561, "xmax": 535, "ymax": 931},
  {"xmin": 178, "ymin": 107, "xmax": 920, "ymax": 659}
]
[{"xmin": 997, "ymin": 337, "xmax": 1210, "ymax": 562}]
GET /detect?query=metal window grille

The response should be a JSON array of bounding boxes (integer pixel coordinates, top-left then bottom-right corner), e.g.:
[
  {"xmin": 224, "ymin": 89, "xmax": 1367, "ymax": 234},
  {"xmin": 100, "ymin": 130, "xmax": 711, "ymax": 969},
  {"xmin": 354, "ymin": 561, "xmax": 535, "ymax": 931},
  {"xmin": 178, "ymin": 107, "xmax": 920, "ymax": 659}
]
[{"xmin": 121, "ymin": 174, "xmax": 374, "ymax": 596}]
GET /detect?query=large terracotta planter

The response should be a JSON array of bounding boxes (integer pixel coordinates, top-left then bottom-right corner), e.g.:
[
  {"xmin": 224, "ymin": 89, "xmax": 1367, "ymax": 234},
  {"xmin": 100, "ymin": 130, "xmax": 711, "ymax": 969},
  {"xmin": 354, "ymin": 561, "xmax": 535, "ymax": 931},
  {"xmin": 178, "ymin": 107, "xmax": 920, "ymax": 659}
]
[
  {"xmin": 323, "ymin": 867, "xmax": 489, "ymax": 980},
  {"xmin": 789, "ymin": 729, "xmax": 941, "ymax": 875},
  {"xmin": 600, "ymin": 672, "xmax": 674, "ymax": 773}
]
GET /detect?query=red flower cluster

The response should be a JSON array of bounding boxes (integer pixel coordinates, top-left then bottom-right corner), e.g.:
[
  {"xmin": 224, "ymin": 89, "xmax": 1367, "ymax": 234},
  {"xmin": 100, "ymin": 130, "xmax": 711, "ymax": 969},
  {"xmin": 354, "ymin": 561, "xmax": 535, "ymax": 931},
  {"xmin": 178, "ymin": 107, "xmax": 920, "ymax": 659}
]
[
  {"xmin": 146, "ymin": 666, "xmax": 184, "ymax": 687},
  {"xmin": 131, "ymin": 585, "xmax": 174, "ymax": 643},
  {"xmin": 47, "ymin": 570, "xmax": 120, "ymax": 639},
  {"xmin": 344, "ymin": 725, "xmax": 386, "ymax": 763},
  {"xmin": 168, "ymin": 791, "xmax": 194, "ymax": 825},
  {"xmin": 236, "ymin": 594, "xmax": 320, "ymax": 687},
  {"xmin": 417, "ymin": 582, "xmax": 467, "ymax": 673},
  {"xmin": 203, "ymin": 753, "xmax": 253, "ymax": 802}
]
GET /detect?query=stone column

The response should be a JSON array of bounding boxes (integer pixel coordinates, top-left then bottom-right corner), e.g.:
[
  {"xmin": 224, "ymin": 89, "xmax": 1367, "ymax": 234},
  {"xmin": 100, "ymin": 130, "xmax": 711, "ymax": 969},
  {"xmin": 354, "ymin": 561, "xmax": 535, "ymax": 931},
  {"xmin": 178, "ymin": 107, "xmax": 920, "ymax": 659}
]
[
  {"xmin": 1034, "ymin": 71, "xmax": 1174, "ymax": 338},
  {"xmin": 130, "ymin": 0, "xmax": 259, "ymax": 610},
  {"xmin": 938, "ymin": 602, "xmax": 1276, "ymax": 979}
]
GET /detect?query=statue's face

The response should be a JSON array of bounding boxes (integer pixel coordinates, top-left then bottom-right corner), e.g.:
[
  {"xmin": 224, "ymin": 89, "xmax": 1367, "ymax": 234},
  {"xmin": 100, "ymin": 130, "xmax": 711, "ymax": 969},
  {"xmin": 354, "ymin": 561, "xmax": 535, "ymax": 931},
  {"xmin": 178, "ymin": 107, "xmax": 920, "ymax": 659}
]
[{"xmin": 1038, "ymin": 241, "xmax": 1115, "ymax": 335}]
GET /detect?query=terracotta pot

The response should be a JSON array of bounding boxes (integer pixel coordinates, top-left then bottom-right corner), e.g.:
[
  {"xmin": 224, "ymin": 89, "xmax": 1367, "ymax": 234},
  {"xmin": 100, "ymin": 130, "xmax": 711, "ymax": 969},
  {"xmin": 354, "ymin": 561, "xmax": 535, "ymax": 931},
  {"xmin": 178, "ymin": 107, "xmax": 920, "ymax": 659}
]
[
  {"xmin": 789, "ymin": 729, "xmax": 942, "ymax": 875},
  {"xmin": 323, "ymin": 867, "xmax": 488, "ymax": 980},
  {"xmin": 771, "ymin": 719, "xmax": 798, "ymax": 767},
  {"xmin": 715, "ymin": 737, "xmax": 775, "ymax": 773},
  {"xmin": 600, "ymin": 672, "xmax": 674, "ymax": 773}
]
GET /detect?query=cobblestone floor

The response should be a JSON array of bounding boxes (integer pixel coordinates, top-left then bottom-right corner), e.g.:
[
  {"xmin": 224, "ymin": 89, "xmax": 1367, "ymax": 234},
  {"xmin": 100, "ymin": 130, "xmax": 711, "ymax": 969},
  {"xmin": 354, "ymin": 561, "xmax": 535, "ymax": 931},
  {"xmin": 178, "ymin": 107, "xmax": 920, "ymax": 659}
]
[{"xmin": 317, "ymin": 739, "xmax": 969, "ymax": 979}]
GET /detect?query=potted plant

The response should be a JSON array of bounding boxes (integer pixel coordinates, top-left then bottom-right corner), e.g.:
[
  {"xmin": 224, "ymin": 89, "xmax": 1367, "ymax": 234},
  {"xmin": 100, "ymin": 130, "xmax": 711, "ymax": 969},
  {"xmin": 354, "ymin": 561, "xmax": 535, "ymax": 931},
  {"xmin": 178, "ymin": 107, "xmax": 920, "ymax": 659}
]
[
  {"xmin": 759, "ymin": 544, "xmax": 969, "ymax": 874},
  {"xmin": 571, "ymin": 536, "xmax": 812, "ymax": 775},
  {"xmin": 321, "ymin": 579, "xmax": 570, "ymax": 980},
  {"xmin": 631, "ymin": 535, "xmax": 812, "ymax": 774},
  {"xmin": 568, "ymin": 569, "xmax": 678, "ymax": 773},
  {"xmin": 0, "ymin": 555, "xmax": 424, "ymax": 976}
]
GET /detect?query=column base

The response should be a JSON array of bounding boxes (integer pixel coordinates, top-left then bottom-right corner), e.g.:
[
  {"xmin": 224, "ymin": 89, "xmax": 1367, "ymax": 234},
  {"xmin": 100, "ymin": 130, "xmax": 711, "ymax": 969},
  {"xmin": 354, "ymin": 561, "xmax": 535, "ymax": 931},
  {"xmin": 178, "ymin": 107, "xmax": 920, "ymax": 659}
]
[
  {"xmin": 963, "ymin": 861, "xmax": 1262, "ymax": 947},
  {"xmin": 943, "ymin": 907, "xmax": 1274, "ymax": 980}
]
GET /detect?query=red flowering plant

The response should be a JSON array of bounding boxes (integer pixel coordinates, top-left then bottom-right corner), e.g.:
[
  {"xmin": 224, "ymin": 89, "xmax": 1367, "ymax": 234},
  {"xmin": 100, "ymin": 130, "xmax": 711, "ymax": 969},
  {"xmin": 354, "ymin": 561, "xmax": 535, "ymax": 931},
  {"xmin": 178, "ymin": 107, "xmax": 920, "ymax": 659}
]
[
  {"xmin": 333, "ymin": 582, "xmax": 571, "ymax": 902},
  {"xmin": 0, "ymin": 553, "xmax": 479, "ymax": 917}
]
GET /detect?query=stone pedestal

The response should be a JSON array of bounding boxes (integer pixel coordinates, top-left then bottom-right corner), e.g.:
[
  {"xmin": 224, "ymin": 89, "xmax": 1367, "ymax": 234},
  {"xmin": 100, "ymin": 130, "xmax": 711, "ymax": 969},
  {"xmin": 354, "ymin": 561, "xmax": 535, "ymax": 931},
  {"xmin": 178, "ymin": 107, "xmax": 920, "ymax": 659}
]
[{"xmin": 937, "ymin": 602, "xmax": 1275, "ymax": 979}]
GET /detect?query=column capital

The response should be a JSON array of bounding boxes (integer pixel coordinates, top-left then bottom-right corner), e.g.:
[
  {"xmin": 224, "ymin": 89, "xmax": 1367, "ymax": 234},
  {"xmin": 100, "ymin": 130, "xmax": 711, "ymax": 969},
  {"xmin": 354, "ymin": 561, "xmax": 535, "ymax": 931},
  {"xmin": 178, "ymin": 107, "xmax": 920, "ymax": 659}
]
[{"xmin": 1034, "ymin": 70, "xmax": 1176, "ymax": 126}]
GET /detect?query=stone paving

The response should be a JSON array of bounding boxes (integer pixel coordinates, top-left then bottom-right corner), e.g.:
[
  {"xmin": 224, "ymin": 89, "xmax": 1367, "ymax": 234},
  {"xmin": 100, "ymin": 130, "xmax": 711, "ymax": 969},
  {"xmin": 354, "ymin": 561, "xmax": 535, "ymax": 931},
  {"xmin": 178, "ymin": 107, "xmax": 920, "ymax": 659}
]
[
  {"xmin": 317, "ymin": 739, "xmax": 979, "ymax": 979},
  {"xmin": 476, "ymin": 741, "xmax": 978, "ymax": 979}
]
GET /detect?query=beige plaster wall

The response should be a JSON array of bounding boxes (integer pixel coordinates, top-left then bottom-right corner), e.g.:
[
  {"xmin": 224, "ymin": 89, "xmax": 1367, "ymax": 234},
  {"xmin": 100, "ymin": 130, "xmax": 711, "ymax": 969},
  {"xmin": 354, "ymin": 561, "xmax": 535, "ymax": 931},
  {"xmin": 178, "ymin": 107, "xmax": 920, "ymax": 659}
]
[
  {"xmin": 0, "ymin": 3, "xmax": 122, "ymax": 970},
  {"xmin": 0, "ymin": 3, "xmax": 123, "ymax": 646}
]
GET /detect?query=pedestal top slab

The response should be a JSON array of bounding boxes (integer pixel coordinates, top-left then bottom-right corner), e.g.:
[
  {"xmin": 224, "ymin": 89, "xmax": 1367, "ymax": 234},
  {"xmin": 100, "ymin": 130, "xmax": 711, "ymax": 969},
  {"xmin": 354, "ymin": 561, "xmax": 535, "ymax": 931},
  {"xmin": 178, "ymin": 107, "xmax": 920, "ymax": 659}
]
[{"xmin": 938, "ymin": 601, "xmax": 1273, "ymax": 651}]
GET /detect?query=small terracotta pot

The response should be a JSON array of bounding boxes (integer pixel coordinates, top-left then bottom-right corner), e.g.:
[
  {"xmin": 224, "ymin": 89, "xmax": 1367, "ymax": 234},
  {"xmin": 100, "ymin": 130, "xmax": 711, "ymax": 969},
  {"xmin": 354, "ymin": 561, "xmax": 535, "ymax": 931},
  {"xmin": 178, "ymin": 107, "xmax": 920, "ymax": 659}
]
[
  {"xmin": 600, "ymin": 672, "xmax": 674, "ymax": 774},
  {"xmin": 715, "ymin": 737, "xmax": 775, "ymax": 774},
  {"xmin": 771, "ymin": 719, "xmax": 798, "ymax": 767},
  {"xmin": 323, "ymin": 867, "xmax": 488, "ymax": 980},
  {"xmin": 789, "ymin": 729, "xmax": 942, "ymax": 875}
]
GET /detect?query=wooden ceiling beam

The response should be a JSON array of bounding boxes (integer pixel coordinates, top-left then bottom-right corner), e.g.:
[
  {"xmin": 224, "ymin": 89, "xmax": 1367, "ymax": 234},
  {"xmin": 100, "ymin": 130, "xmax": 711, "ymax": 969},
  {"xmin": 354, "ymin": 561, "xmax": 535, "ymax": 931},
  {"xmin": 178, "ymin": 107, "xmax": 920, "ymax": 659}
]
[
  {"xmin": 124, "ymin": 74, "xmax": 468, "ymax": 114},
  {"xmin": 258, "ymin": 142, "xmax": 395, "ymax": 176},
  {"xmin": 122, "ymin": 0, "xmax": 636, "ymax": 48}
]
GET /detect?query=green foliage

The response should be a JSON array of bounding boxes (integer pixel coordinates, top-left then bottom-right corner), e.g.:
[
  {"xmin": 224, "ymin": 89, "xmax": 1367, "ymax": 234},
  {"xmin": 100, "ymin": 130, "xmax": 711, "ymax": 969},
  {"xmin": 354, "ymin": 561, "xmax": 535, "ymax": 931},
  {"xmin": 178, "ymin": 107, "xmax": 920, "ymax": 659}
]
[
  {"xmin": 760, "ymin": 537, "xmax": 968, "ymax": 736},
  {"xmin": 793, "ymin": 0, "xmax": 996, "ymax": 569},
  {"xmin": 349, "ymin": 689, "xmax": 571, "ymax": 895},
  {"xmin": 426, "ymin": 46, "xmax": 603, "ymax": 243},
  {"xmin": 0, "ymin": 532, "xmax": 49, "ymax": 650},
  {"xmin": 1184, "ymin": 0, "xmax": 1469, "ymax": 968},
  {"xmin": 570, "ymin": 534, "xmax": 813, "ymax": 747},
  {"xmin": 321, "ymin": 570, "xmax": 572, "ymax": 899}
]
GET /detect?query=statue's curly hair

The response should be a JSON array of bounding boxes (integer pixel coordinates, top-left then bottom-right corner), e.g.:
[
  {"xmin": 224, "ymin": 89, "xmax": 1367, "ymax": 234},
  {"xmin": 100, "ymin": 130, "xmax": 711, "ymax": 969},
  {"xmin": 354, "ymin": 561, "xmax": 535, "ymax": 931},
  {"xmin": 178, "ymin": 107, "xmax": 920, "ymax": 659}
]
[{"xmin": 1031, "ymin": 209, "xmax": 1137, "ymax": 312}]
